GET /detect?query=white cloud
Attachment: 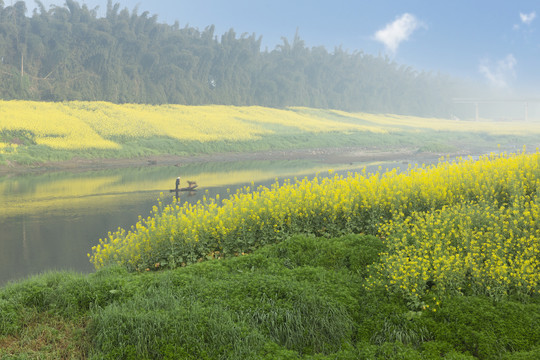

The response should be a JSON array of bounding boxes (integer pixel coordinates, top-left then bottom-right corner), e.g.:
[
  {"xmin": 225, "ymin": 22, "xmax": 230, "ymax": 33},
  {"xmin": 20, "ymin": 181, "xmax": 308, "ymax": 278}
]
[
  {"xmin": 478, "ymin": 54, "xmax": 517, "ymax": 88},
  {"xmin": 374, "ymin": 13, "xmax": 422, "ymax": 53},
  {"xmin": 520, "ymin": 11, "xmax": 536, "ymax": 25}
]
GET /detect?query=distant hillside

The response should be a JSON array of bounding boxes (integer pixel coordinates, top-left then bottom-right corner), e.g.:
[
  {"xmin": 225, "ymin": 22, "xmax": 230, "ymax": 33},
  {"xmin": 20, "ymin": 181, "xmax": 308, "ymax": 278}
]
[{"xmin": 0, "ymin": 0, "xmax": 461, "ymax": 115}]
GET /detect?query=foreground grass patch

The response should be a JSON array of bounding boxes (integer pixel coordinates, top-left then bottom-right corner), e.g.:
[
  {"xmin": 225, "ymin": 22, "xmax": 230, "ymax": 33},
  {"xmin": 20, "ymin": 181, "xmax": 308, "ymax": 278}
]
[
  {"xmin": 3, "ymin": 234, "xmax": 540, "ymax": 359},
  {"xmin": 85, "ymin": 235, "xmax": 381, "ymax": 359},
  {"xmin": 0, "ymin": 235, "xmax": 379, "ymax": 359},
  {"xmin": 0, "ymin": 311, "xmax": 89, "ymax": 360}
]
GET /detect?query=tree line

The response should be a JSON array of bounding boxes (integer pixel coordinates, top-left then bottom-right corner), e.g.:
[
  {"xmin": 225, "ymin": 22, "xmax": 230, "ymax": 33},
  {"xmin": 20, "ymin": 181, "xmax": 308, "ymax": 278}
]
[{"xmin": 0, "ymin": 0, "xmax": 463, "ymax": 116}]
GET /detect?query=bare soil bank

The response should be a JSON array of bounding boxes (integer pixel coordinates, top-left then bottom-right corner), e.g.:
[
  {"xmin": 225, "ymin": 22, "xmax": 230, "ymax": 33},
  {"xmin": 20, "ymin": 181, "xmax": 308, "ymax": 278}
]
[{"xmin": 0, "ymin": 146, "xmax": 470, "ymax": 176}]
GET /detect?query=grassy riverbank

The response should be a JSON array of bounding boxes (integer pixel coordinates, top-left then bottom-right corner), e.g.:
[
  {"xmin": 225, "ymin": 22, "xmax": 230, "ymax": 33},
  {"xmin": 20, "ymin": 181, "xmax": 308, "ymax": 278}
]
[
  {"xmin": 1, "ymin": 101, "xmax": 540, "ymax": 171},
  {"xmin": 2, "ymin": 234, "xmax": 540, "ymax": 359},
  {"xmin": 2, "ymin": 151, "xmax": 540, "ymax": 358}
]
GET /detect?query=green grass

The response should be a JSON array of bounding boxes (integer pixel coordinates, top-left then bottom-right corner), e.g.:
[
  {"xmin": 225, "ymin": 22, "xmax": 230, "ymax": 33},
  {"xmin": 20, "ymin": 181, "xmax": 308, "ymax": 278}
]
[{"xmin": 1, "ymin": 234, "xmax": 540, "ymax": 359}]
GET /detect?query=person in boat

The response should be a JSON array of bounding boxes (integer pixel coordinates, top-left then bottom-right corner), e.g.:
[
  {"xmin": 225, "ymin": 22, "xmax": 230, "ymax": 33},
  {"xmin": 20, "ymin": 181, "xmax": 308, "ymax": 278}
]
[{"xmin": 175, "ymin": 177, "xmax": 197, "ymax": 191}]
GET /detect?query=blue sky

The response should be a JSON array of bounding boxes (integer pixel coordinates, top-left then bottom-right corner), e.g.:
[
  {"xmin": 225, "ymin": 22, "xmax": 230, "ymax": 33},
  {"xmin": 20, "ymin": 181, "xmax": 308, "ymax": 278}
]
[{"xmin": 32, "ymin": 1, "xmax": 540, "ymax": 94}]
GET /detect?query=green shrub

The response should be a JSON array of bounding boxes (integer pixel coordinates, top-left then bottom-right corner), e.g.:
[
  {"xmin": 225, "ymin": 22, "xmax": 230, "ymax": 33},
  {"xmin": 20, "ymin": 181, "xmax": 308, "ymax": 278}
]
[
  {"xmin": 0, "ymin": 298, "xmax": 21, "ymax": 335},
  {"xmin": 501, "ymin": 347, "xmax": 540, "ymax": 360},
  {"xmin": 89, "ymin": 290, "xmax": 263, "ymax": 360},
  {"xmin": 266, "ymin": 234, "xmax": 386, "ymax": 274},
  {"xmin": 371, "ymin": 314, "xmax": 432, "ymax": 347},
  {"xmin": 427, "ymin": 296, "xmax": 540, "ymax": 359}
]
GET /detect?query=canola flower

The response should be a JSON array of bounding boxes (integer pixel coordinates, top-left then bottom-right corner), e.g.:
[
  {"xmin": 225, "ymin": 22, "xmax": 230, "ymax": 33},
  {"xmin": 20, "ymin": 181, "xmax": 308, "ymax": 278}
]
[
  {"xmin": 90, "ymin": 150, "xmax": 540, "ymax": 303},
  {"xmin": 0, "ymin": 142, "xmax": 18, "ymax": 155},
  {"xmin": 0, "ymin": 101, "xmax": 119, "ymax": 150},
  {"xmin": 372, "ymin": 199, "xmax": 540, "ymax": 305}
]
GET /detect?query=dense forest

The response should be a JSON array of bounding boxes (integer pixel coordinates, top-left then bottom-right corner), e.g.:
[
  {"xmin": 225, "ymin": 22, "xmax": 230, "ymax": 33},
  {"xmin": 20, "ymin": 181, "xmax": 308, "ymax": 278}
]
[{"xmin": 0, "ymin": 0, "xmax": 463, "ymax": 116}]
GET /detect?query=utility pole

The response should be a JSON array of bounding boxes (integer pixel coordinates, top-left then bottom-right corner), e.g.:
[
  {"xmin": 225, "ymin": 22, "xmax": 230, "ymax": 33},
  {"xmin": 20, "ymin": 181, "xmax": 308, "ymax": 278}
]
[{"xmin": 453, "ymin": 98, "xmax": 540, "ymax": 121}]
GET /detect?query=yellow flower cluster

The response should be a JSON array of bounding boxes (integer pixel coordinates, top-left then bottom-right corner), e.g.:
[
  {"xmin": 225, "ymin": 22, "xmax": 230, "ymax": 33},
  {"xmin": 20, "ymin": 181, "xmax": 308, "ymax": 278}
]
[
  {"xmin": 0, "ymin": 142, "xmax": 18, "ymax": 155},
  {"xmin": 374, "ymin": 200, "xmax": 540, "ymax": 303},
  {"xmin": 90, "ymin": 148, "xmax": 540, "ymax": 304},
  {"xmin": 0, "ymin": 101, "xmax": 119, "ymax": 149},
  {"xmin": 368, "ymin": 149, "xmax": 540, "ymax": 302}
]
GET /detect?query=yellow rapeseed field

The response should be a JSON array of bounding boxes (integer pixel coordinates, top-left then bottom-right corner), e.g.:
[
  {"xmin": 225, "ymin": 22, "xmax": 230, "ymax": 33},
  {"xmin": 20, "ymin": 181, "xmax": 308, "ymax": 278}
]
[
  {"xmin": 0, "ymin": 101, "xmax": 119, "ymax": 149},
  {"xmin": 89, "ymin": 150, "xmax": 540, "ymax": 304},
  {"xmin": 2, "ymin": 100, "xmax": 540, "ymax": 151},
  {"xmin": 0, "ymin": 101, "xmax": 385, "ymax": 150}
]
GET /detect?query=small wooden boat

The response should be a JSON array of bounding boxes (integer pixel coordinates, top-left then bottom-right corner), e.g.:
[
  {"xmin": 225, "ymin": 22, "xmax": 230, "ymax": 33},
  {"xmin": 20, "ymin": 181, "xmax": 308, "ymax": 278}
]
[
  {"xmin": 170, "ymin": 185, "xmax": 197, "ymax": 192},
  {"xmin": 171, "ymin": 179, "xmax": 198, "ymax": 192}
]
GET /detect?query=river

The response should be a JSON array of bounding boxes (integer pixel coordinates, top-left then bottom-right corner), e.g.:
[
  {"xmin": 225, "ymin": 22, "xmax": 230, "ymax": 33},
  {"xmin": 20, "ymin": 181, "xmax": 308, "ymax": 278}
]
[{"xmin": 0, "ymin": 154, "xmax": 442, "ymax": 285}]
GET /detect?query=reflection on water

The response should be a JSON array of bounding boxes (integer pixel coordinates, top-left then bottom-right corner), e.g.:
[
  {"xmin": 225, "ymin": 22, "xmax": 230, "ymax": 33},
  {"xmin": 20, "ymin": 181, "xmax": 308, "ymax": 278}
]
[{"xmin": 0, "ymin": 158, "xmax": 406, "ymax": 285}]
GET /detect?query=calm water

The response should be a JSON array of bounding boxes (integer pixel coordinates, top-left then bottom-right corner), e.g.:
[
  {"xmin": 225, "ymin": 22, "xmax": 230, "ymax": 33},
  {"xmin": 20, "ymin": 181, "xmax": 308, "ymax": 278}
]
[{"xmin": 0, "ymin": 156, "xmax": 423, "ymax": 285}]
